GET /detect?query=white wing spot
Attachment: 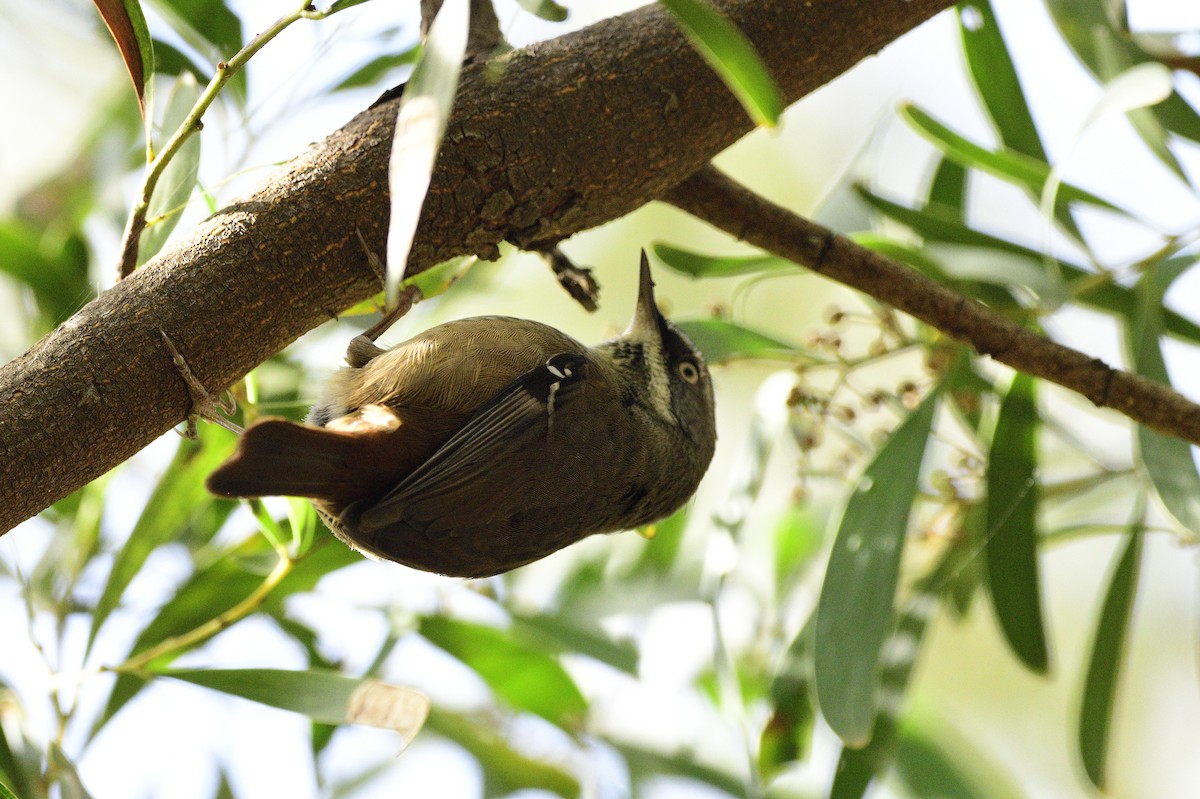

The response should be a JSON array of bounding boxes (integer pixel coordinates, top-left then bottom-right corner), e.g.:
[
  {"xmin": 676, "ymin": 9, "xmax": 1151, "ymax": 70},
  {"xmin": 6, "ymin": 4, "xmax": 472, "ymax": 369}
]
[
  {"xmin": 546, "ymin": 361, "xmax": 567, "ymax": 379},
  {"xmin": 546, "ymin": 380, "xmax": 561, "ymax": 431}
]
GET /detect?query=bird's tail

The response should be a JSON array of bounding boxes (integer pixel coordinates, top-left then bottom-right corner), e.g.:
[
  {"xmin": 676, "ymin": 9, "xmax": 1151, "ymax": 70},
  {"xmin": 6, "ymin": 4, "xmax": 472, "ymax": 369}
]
[{"xmin": 206, "ymin": 419, "xmax": 365, "ymax": 501}]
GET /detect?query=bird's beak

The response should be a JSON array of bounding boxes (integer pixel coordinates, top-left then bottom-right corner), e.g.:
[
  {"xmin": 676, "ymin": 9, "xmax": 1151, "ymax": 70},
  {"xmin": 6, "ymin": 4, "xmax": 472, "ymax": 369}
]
[{"xmin": 625, "ymin": 250, "xmax": 665, "ymax": 340}]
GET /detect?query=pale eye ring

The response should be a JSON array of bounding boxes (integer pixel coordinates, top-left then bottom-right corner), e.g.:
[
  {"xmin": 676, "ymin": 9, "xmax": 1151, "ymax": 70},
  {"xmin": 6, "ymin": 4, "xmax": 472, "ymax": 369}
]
[{"xmin": 677, "ymin": 361, "xmax": 700, "ymax": 384}]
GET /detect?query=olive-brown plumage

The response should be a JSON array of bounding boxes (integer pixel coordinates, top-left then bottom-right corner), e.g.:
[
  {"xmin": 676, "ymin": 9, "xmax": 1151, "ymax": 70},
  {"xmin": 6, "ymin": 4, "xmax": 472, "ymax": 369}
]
[{"xmin": 207, "ymin": 254, "xmax": 716, "ymax": 577}]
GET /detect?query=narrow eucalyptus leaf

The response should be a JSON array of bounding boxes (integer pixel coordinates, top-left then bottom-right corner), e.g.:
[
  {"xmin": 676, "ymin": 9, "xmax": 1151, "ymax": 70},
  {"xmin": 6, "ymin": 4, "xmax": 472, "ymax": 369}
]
[
  {"xmin": 985, "ymin": 372, "xmax": 1048, "ymax": 673},
  {"xmin": 815, "ymin": 389, "xmax": 939, "ymax": 746},
  {"xmin": 1079, "ymin": 507, "xmax": 1144, "ymax": 789}
]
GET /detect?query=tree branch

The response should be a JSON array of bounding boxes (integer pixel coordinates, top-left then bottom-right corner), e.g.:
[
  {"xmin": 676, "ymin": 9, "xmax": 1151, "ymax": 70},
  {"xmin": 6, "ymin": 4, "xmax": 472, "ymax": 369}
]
[
  {"xmin": 0, "ymin": 0, "xmax": 953, "ymax": 533},
  {"xmin": 662, "ymin": 165, "xmax": 1200, "ymax": 444}
]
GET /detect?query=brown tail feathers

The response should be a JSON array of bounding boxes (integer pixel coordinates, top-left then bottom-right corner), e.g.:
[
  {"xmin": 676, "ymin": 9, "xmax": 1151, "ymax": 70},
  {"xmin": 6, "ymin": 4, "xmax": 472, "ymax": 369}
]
[{"xmin": 206, "ymin": 419, "xmax": 368, "ymax": 503}]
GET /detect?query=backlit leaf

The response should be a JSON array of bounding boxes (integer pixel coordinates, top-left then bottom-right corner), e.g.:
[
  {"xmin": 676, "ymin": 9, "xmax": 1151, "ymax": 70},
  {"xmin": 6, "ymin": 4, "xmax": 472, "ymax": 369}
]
[
  {"xmin": 659, "ymin": 0, "xmax": 782, "ymax": 127},
  {"xmin": 815, "ymin": 389, "xmax": 939, "ymax": 746}
]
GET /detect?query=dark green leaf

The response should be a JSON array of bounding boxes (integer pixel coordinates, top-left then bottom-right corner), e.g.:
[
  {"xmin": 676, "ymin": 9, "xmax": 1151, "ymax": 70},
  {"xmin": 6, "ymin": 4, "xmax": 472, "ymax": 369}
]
[
  {"xmin": 1079, "ymin": 505, "xmax": 1144, "ymax": 789},
  {"xmin": 815, "ymin": 389, "xmax": 939, "ymax": 746},
  {"xmin": 0, "ymin": 221, "xmax": 91, "ymax": 330},
  {"xmin": 510, "ymin": 611, "xmax": 639, "ymax": 674},
  {"xmin": 88, "ymin": 425, "xmax": 236, "ymax": 654},
  {"xmin": 652, "ymin": 242, "xmax": 797, "ymax": 278},
  {"xmin": 959, "ymin": 1, "xmax": 1046, "ymax": 163},
  {"xmin": 926, "ymin": 157, "xmax": 968, "ymax": 213},
  {"xmin": 152, "ymin": 38, "xmax": 208, "ymax": 82},
  {"xmin": 331, "ymin": 47, "xmax": 421, "ymax": 92},
  {"xmin": 763, "ymin": 621, "xmax": 816, "ymax": 778},
  {"xmin": 161, "ymin": 668, "xmax": 429, "ymax": 741},
  {"xmin": 958, "ymin": 0, "xmax": 1086, "ymax": 237},
  {"xmin": 425, "ymin": 709, "xmax": 581, "ymax": 798},
  {"xmin": 893, "ymin": 728, "xmax": 987, "ymax": 799},
  {"xmin": 901, "ymin": 104, "xmax": 1127, "ymax": 215},
  {"xmin": 658, "ymin": 0, "xmax": 783, "ymax": 127},
  {"xmin": 151, "ymin": 0, "xmax": 242, "ymax": 60},
  {"xmin": 675, "ymin": 318, "xmax": 806, "ymax": 363},
  {"xmin": 420, "ymin": 616, "xmax": 587, "ymax": 728},
  {"xmin": 985, "ymin": 372, "xmax": 1048, "ymax": 673},
  {"xmin": 1128, "ymin": 260, "xmax": 1200, "ymax": 534},
  {"xmin": 516, "ymin": 0, "xmax": 568, "ymax": 22}
]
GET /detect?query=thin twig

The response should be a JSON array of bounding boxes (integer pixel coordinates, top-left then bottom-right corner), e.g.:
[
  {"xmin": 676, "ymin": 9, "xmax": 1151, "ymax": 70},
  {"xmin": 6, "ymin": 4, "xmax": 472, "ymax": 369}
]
[
  {"xmin": 116, "ymin": 1, "xmax": 349, "ymax": 278},
  {"xmin": 107, "ymin": 554, "xmax": 294, "ymax": 676},
  {"xmin": 662, "ymin": 165, "xmax": 1200, "ymax": 446}
]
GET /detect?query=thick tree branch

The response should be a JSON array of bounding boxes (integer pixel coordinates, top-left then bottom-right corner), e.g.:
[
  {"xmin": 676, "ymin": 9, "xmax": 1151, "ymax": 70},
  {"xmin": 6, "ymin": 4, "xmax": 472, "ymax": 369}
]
[
  {"xmin": 663, "ymin": 166, "xmax": 1200, "ymax": 444},
  {"xmin": 0, "ymin": 0, "xmax": 953, "ymax": 532}
]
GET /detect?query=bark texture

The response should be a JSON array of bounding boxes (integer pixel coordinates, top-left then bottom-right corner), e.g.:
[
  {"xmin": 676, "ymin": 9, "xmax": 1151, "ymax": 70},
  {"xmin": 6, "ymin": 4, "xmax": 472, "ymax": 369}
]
[{"xmin": 0, "ymin": 0, "xmax": 954, "ymax": 531}]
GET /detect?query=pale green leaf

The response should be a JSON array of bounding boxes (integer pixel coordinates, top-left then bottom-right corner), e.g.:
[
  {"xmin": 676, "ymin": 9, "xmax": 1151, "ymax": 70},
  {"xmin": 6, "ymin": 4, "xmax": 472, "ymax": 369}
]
[{"xmin": 659, "ymin": 0, "xmax": 782, "ymax": 127}]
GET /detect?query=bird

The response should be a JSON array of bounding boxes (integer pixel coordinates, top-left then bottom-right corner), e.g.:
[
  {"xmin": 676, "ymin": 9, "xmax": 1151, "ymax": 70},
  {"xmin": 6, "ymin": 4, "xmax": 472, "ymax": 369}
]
[{"xmin": 206, "ymin": 252, "xmax": 716, "ymax": 578}]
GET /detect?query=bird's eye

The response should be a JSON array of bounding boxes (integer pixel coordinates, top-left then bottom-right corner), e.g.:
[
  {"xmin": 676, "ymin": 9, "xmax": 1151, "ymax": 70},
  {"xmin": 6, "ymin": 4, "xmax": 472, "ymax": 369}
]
[{"xmin": 677, "ymin": 361, "xmax": 700, "ymax": 384}]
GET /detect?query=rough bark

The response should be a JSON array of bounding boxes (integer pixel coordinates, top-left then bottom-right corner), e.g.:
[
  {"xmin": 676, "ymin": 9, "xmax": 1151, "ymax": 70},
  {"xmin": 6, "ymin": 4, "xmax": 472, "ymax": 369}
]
[{"xmin": 0, "ymin": 0, "xmax": 954, "ymax": 532}]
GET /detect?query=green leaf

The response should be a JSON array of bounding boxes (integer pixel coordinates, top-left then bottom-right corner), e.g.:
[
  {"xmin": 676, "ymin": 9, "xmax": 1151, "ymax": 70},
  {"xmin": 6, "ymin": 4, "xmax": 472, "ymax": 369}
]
[
  {"xmin": 385, "ymin": 0, "xmax": 469, "ymax": 304},
  {"xmin": 92, "ymin": 0, "xmax": 155, "ymax": 121},
  {"xmin": 985, "ymin": 372, "xmax": 1048, "ymax": 673},
  {"xmin": 138, "ymin": 73, "xmax": 203, "ymax": 264},
  {"xmin": 0, "ymin": 780, "xmax": 16, "ymax": 799},
  {"xmin": 926, "ymin": 156, "xmax": 968, "ymax": 213},
  {"xmin": 151, "ymin": 0, "xmax": 242, "ymax": 61},
  {"xmin": 815, "ymin": 389, "xmax": 939, "ymax": 746},
  {"xmin": 630, "ymin": 502, "xmax": 690, "ymax": 576},
  {"xmin": 1079, "ymin": 504, "xmax": 1144, "ymax": 789},
  {"xmin": 957, "ymin": 0, "xmax": 1086, "ymax": 238},
  {"xmin": 652, "ymin": 243, "xmax": 797, "ymax": 278},
  {"xmin": 772, "ymin": 506, "xmax": 822, "ymax": 593},
  {"xmin": 901, "ymin": 103, "xmax": 1127, "ymax": 216},
  {"xmin": 857, "ymin": 188, "xmax": 1200, "ymax": 345},
  {"xmin": 161, "ymin": 668, "xmax": 429, "ymax": 743},
  {"xmin": 509, "ymin": 611, "xmax": 639, "ymax": 674},
  {"xmin": 675, "ymin": 318, "xmax": 806, "ymax": 363},
  {"xmin": 515, "ymin": 0, "xmax": 569, "ymax": 22},
  {"xmin": 152, "ymin": 38, "xmax": 208, "ymax": 82},
  {"xmin": 1044, "ymin": 0, "xmax": 1200, "ymax": 145},
  {"xmin": 1128, "ymin": 260, "xmax": 1200, "ymax": 535},
  {"xmin": 959, "ymin": 1, "xmax": 1047, "ymax": 164},
  {"xmin": 658, "ymin": 0, "xmax": 783, "ymax": 127},
  {"xmin": 613, "ymin": 741, "xmax": 747, "ymax": 796},
  {"xmin": 764, "ymin": 620, "xmax": 816, "ymax": 777},
  {"xmin": 88, "ymin": 425, "xmax": 236, "ymax": 654},
  {"xmin": 331, "ymin": 46, "xmax": 421, "ymax": 92},
  {"xmin": 893, "ymin": 729, "xmax": 988, "ymax": 799},
  {"xmin": 92, "ymin": 537, "xmax": 360, "ymax": 738},
  {"xmin": 0, "ymin": 222, "xmax": 91, "ymax": 330},
  {"xmin": 48, "ymin": 743, "xmax": 94, "ymax": 799},
  {"xmin": 420, "ymin": 616, "xmax": 587, "ymax": 728},
  {"xmin": 425, "ymin": 709, "xmax": 581, "ymax": 798}
]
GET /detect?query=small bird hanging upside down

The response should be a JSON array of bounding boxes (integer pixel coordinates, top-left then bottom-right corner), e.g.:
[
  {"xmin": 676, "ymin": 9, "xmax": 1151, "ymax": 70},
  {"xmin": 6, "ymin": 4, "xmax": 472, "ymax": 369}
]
[{"xmin": 206, "ymin": 252, "xmax": 717, "ymax": 578}]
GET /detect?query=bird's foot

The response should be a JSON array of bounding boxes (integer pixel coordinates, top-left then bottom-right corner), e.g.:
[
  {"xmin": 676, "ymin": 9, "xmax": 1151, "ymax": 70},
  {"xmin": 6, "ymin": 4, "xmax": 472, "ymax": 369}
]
[{"xmin": 159, "ymin": 330, "xmax": 243, "ymax": 437}]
